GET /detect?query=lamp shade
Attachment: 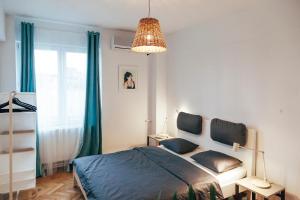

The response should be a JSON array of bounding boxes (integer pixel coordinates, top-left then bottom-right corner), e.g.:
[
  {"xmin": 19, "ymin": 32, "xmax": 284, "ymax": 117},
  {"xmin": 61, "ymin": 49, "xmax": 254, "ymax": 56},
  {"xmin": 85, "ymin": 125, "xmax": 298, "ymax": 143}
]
[{"xmin": 132, "ymin": 17, "xmax": 167, "ymax": 53}]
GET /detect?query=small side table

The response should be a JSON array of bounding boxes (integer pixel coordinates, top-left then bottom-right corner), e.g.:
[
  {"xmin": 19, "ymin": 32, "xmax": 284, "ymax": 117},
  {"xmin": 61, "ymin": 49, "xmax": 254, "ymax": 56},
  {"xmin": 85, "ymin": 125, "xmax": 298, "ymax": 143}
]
[
  {"xmin": 147, "ymin": 134, "xmax": 174, "ymax": 147},
  {"xmin": 235, "ymin": 177, "xmax": 285, "ymax": 200}
]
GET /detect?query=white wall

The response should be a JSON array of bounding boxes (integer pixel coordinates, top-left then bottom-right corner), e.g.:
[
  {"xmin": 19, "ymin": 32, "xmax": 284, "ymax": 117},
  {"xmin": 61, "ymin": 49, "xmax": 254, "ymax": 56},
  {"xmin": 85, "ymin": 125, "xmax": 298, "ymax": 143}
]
[
  {"xmin": 0, "ymin": 15, "xmax": 16, "ymax": 91},
  {"xmin": 166, "ymin": 0, "xmax": 300, "ymax": 199},
  {"xmin": 148, "ymin": 53, "xmax": 168, "ymax": 135},
  {"xmin": 0, "ymin": 16, "xmax": 150, "ymax": 154},
  {"xmin": 101, "ymin": 29, "xmax": 149, "ymax": 153},
  {"xmin": 0, "ymin": 0, "xmax": 5, "ymax": 41}
]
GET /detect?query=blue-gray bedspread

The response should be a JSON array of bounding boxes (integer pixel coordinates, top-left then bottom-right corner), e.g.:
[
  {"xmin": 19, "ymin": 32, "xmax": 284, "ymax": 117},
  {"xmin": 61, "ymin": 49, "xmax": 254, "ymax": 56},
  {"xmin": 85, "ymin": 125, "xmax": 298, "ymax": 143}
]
[{"xmin": 73, "ymin": 146, "xmax": 222, "ymax": 200}]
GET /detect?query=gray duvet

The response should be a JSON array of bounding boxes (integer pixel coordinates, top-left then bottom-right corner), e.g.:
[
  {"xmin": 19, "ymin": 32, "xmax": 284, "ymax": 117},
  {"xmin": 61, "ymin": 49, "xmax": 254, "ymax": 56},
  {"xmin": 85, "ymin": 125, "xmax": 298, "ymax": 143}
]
[{"xmin": 73, "ymin": 146, "xmax": 222, "ymax": 200}]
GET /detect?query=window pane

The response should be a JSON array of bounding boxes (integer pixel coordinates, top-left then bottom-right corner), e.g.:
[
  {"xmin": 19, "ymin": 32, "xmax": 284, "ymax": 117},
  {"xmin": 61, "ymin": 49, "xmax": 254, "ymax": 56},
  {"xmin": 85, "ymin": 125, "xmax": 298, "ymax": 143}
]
[
  {"xmin": 34, "ymin": 48, "xmax": 87, "ymax": 131},
  {"xmin": 64, "ymin": 51, "xmax": 87, "ymax": 126},
  {"xmin": 35, "ymin": 49, "xmax": 59, "ymax": 130},
  {"xmin": 35, "ymin": 49, "xmax": 58, "ymax": 75}
]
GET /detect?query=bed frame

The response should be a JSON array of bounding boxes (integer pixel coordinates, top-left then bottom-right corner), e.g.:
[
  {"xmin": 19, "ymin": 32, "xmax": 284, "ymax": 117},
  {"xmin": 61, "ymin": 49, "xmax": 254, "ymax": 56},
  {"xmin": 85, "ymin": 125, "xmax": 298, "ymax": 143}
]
[
  {"xmin": 217, "ymin": 128, "xmax": 257, "ymax": 198},
  {"xmin": 73, "ymin": 168, "xmax": 88, "ymax": 200},
  {"xmin": 177, "ymin": 117, "xmax": 257, "ymax": 199}
]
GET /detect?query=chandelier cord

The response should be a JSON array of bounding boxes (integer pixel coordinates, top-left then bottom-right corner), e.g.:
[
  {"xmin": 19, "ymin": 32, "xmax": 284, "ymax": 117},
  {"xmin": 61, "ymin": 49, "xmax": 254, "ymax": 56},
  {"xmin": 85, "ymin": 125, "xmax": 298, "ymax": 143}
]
[{"xmin": 148, "ymin": 0, "xmax": 151, "ymax": 17}]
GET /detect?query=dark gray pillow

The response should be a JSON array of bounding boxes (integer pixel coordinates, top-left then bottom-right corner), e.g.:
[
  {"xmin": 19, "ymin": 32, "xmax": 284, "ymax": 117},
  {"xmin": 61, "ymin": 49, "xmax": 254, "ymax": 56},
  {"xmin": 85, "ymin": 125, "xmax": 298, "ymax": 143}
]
[
  {"xmin": 177, "ymin": 112, "xmax": 202, "ymax": 135},
  {"xmin": 191, "ymin": 150, "xmax": 242, "ymax": 173},
  {"xmin": 160, "ymin": 138, "xmax": 198, "ymax": 154},
  {"xmin": 211, "ymin": 118, "xmax": 247, "ymax": 146}
]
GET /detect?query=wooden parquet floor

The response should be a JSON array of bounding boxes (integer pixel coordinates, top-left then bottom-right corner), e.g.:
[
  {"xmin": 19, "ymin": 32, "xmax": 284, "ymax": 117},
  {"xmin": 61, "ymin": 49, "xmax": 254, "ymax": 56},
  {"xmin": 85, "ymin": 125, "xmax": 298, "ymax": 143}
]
[{"xmin": 17, "ymin": 172, "xmax": 84, "ymax": 200}]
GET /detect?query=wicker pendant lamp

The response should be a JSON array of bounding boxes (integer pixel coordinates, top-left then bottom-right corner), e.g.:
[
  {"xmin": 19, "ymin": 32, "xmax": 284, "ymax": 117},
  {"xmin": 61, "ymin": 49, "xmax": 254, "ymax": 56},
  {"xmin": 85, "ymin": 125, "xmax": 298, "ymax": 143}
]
[{"xmin": 131, "ymin": 0, "xmax": 167, "ymax": 53}]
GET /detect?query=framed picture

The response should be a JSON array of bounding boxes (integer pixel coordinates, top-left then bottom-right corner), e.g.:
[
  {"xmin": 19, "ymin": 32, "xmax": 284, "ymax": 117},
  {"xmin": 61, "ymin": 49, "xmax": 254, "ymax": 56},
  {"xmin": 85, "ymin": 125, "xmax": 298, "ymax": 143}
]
[{"xmin": 119, "ymin": 65, "xmax": 138, "ymax": 92}]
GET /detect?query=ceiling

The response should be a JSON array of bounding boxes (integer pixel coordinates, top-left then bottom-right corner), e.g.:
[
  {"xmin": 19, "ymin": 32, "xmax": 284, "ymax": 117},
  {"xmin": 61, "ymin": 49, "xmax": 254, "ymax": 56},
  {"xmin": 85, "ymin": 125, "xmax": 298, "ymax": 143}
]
[{"xmin": 2, "ymin": 0, "xmax": 256, "ymax": 33}]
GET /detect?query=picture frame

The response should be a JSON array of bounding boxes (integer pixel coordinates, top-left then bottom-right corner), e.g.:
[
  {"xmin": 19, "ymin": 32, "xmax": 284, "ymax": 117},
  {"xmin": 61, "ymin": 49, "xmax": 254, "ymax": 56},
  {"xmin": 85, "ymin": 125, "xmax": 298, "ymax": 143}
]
[{"xmin": 118, "ymin": 65, "xmax": 138, "ymax": 92}]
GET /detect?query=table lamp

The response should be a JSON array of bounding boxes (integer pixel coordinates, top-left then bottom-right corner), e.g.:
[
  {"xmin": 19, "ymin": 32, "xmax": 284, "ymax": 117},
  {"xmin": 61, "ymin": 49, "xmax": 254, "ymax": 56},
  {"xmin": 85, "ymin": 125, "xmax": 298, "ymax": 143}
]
[{"xmin": 233, "ymin": 142, "xmax": 271, "ymax": 189}]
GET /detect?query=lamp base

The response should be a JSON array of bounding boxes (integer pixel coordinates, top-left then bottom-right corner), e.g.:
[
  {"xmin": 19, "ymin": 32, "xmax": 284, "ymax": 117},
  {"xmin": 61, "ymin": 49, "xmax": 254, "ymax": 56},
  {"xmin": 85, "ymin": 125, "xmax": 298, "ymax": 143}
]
[{"xmin": 251, "ymin": 178, "xmax": 271, "ymax": 189}]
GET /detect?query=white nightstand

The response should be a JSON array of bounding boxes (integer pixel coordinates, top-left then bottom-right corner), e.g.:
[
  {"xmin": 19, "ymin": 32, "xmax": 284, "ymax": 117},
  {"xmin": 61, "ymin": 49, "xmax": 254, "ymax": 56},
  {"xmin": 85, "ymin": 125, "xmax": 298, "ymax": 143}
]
[
  {"xmin": 235, "ymin": 177, "xmax": 285, "ymax": 200},
  {"xmin": 147, "ymin": 134, "xmax": 174, "ymax": 147}
]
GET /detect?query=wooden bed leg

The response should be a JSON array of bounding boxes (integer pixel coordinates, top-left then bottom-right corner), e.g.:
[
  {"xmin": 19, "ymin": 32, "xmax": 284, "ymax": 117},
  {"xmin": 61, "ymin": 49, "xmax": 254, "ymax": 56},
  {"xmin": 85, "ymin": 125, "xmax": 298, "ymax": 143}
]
[
  {"xmin": 73, "ymin": 169, "xmax": 88, "ymax": 200},
  {"xmin": 73, "ymin": 171, "xmax": 78, "ymax": 188}
]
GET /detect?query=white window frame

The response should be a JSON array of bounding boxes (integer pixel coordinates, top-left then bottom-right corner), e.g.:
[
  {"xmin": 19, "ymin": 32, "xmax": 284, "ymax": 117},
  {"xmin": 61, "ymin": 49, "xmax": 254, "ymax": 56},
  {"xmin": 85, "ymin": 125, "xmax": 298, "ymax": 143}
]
[{"xmin": 35, "ymin": 43, "xmax": 87, "ymax": 130}]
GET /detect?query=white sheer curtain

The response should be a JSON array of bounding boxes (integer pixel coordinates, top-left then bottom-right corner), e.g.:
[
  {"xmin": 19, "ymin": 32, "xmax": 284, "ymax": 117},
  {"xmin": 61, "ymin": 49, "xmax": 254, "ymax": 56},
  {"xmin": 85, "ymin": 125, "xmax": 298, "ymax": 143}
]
[
  {"xmin": 15, "ymin": 18, "xmax": 100, "ymax": 176},
  {"xmin": 34, "ymin": 44, "xmax": 87, "ymax": 175},
  {"xmin": 35, "ymin": 47, "xmax": 87, "ymax": 175},
  {"xmin": 39, "ymin": 128, "xmax": 83, "ymax": 175}
]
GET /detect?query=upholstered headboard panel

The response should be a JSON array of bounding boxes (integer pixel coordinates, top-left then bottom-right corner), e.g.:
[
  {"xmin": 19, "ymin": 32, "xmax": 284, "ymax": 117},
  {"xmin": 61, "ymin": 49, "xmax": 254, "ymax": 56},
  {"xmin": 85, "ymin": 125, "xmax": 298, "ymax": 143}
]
[
  {"xmin": 177, "ymin": 112, "xmax": 202, "ymax": 135},
  {"xmin": 210, "ymin": 118, "xmax": 247, "ymax": 146}
]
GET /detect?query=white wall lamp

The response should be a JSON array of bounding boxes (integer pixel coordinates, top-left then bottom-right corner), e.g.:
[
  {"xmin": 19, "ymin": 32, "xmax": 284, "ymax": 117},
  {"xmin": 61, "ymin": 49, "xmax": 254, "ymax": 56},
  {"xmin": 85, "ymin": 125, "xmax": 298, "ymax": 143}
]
[{"xmin": 233, "ymin": 142, "xmax": 271, "ymax": 189}]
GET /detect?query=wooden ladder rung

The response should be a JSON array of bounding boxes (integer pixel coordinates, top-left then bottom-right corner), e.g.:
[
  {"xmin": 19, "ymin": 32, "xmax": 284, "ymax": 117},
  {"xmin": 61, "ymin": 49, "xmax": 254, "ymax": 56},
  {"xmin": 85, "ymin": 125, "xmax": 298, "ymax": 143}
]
[
  {"xmin": 0, "ymin": 148, "xmax": 34, "ymax": 155},
  {"xmin": 0, "ymin": 130, "xmax": 35, "ymax": 135}
]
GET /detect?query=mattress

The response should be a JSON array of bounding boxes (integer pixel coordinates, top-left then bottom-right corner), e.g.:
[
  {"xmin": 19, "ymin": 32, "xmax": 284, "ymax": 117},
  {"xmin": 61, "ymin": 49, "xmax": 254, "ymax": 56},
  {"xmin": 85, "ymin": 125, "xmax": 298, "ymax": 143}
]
[{"xmin": 159, "ymin": 146, "xmax": 247, "ymax": 187}]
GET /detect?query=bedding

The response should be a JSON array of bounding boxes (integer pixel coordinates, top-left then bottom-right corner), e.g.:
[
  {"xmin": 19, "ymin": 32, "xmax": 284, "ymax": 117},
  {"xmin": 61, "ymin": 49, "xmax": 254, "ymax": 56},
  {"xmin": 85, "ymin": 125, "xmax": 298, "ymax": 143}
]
[
  {"xmin": 159, "ymin": 146, "xmax": 246, "ymax": 187},
  {"xmin": 160, "ymin": 138, "xmax": 198, "ymax": 154},
  {"xmin": 191, "ymin": 150, "xmax": 242, "ymax": 173},
  {"xmin": 73, "ymin": 146, "xmax": 222, "ymax": 200}
]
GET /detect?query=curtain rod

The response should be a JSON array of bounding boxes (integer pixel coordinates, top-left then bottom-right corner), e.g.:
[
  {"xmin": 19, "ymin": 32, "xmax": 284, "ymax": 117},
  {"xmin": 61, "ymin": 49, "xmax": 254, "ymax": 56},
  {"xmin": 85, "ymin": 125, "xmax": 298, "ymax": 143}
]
[{"xmin": 15, "ymin": 15, "xmax": 102, "ymax": 31}]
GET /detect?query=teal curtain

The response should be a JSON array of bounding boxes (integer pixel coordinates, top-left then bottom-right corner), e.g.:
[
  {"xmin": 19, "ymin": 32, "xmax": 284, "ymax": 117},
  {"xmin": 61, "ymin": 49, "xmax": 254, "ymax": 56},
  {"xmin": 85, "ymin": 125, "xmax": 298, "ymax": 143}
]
[
  {"xmin": 77, "ymin": 31, "xmax": 102, "ymax": 157},
  {"xmin": 21, "ymin": 22, "xmax": 35, "ymax": 92},
  {"xmin": 20, "ymin": 22, "xmax": 42, "ymax": 177}
]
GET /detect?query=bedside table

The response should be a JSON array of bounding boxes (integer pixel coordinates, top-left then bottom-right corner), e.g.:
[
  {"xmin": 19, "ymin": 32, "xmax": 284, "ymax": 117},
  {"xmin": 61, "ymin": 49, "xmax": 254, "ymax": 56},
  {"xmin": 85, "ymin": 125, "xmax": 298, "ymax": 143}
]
[
  {"xmin": 235, "ymin": 177, "xmax": 285, "ymax": 200},
  {"xmin": 147, "ymin": 134, "xmax": 174, "ymax": 146}
]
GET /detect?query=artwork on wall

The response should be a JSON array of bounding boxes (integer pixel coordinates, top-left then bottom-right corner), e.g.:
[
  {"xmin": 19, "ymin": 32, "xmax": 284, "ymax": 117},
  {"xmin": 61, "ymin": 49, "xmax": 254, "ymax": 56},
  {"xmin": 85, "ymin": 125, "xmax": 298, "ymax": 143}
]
[{"xmin": 119, "ymin": 65, "xmax": 138, "ymax": 92}]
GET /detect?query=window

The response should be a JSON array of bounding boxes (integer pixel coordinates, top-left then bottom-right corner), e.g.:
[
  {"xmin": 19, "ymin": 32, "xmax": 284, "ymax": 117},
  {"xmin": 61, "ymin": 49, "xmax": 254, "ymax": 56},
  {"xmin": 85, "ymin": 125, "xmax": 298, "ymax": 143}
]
[{"xmin": 34, "ymin": 45, "xmax": 87, "ymax": 131}]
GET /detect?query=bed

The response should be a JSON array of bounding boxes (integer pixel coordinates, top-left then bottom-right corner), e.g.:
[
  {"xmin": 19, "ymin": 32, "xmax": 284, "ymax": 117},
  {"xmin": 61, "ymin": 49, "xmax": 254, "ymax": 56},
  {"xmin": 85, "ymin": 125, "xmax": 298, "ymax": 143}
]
[
  {"xmin": 73, "ymin": 113, "xmax": 257, "ymax": 200},
  {"xmin": 73, "ymin": 146, "xmax": 222, "ymax": 200}
]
